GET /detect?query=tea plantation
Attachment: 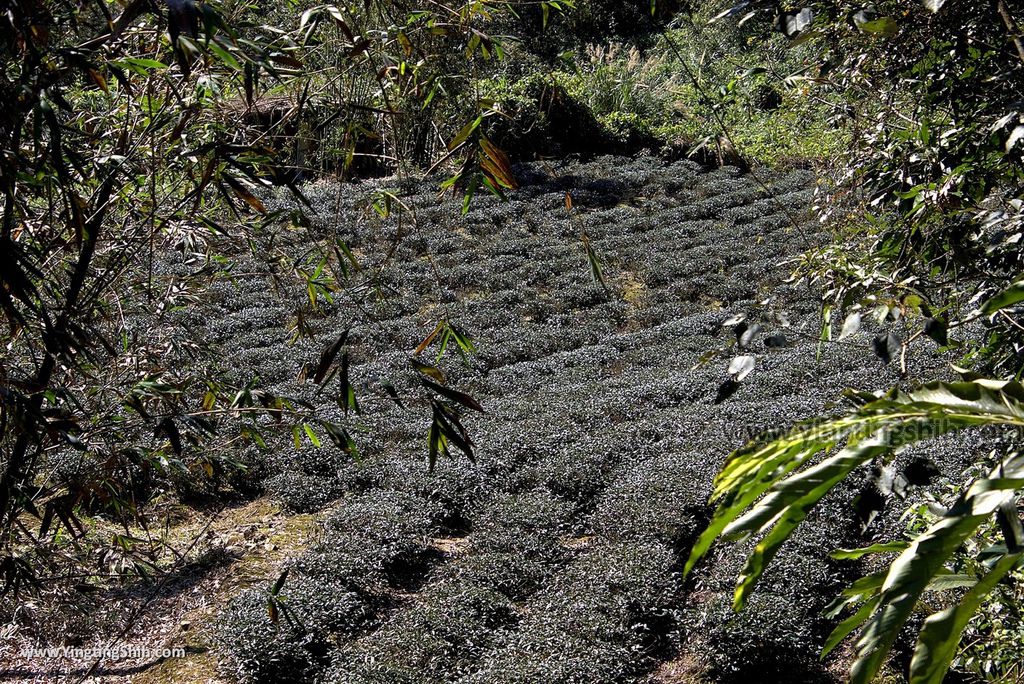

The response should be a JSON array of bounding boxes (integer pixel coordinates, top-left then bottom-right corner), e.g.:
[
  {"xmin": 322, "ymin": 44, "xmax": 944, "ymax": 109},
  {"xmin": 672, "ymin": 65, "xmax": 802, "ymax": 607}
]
[{"xmin": 162, "ymin": 155, "xmax": 975, "ymax": 683}]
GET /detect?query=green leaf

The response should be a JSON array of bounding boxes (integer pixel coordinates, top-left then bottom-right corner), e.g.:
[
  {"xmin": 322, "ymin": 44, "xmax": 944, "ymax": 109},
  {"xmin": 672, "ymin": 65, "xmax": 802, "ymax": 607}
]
[
  {"xmin": 411, "ymin": 358, "xmax": 446, "ymax": 383},
  {"xmin": 908, "ymin": 380, "xmax": 1024, "ymax": 418},
  {"xmin": 909, "ymin": 552, "xmax": 1024, "ymax": 684},
  {"xmin": 251, "ymin": 428, "xmax": 268, "ymax": 449},
  {"xmin": 823, "ymin": 596, "xmax": 879, "ymax": 658},
  {"xmin": 924, "ymin": 572, "xmax": 977, "ymax": 592},
  {"xmin": 850, "ymin": 459, "xmax": 1024, "ymax": 684},
  {"xmin": 207, "ymin": 39, "xmax": 242, "ymax": 71},
  {"xmin": 421, "ymin": 376, "xmax": 485, "ymax": 413},
  {"xmin": 449, "ymin": 324, "xmax": 476, "ymax": 356},
  {"xmin": 448, "ymin": 116, "xmax": 482, "ymax": 151},
  {"xmin": 340, "ymin": 352, "xmax": 360, "ymax": 416},
  {"xmin": 461, "ymin": 174, "xmax": 479, "ymax": 215},
  {"xmin": 323, "ymin": 422, "xmax": 359, "ymax": 459},
  {"xmin": 582, "ymin": 231, "xmax": 607, "ymax": 291},
  {"xmin": 271, "ymin": 568, "xmax": 289, "ymax": 596},
  {"xmin": 817, "ymin": 304, "xmax": 832, "ymax": 360},
  {"xmin": 684, "ymin": 416, "xmax": 850, "ymax": 576},
  {"xmin": 858, "ymin": 17, "xmax": 899, "ymax": 37},
  {"xmin": 981, "ymin": 279, "xmax": 1024, "ymax": 315},
  {"xmin": 688, "ymin": 380, "xmax": 1024, "ymax": 680},
  {"xmin": 479, "ymin": 138, "xmax": 517, "ymax": 190},
  {"xmin": 840, "ymin": 571, "xmax": 888, "ymax": 601},
  {"xmin": 302, "ymin": 423, "xmax": 321, "ymax": 448},
  {"xmin": 729, "ymin": 436, "xmax": 892, "ymax": 608},
  {"xmin": 312, "ymin": 331, "xmax": 348, "ymax": 384},
  {"xmin": 114, "ymin": 57, "xmax": 168, "ymax": 74},
  {"xmin": 830, "ymin": 541, "xmax": 910, "ymax": 560},
  {"xmin": 427, "ymin": 417, "xmax": 443, "ymax": 470}
]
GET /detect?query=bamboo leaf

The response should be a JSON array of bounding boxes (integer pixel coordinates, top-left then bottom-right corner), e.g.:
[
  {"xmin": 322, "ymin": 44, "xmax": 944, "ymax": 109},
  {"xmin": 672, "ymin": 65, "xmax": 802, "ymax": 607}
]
[
  {"xmin": 850, "ymin": 458, "xmax": 1024, "ymax": 684},
  {"xmin": 156, "ymin": 418, "xmax": 183, "ymax": 456},
  {"xmin": 823, "ymin": 596, "xmax": 880, "ymax": 659},
  {"xmin": 910, "ymin": 552, "xmax": 1024, "ymax": 684},
  {"xmin": 689, "ymin": 379, "xmax": 1024, "ymax": 683},
  {"xmin": 858, "ymin": 17, "xmax": 898, "ymax": 36},
  {"xmin": 223, "ymin": 175, "xmax": 266, "ymax": 213},
  {"xmin": 839, "ymin": 312, "xmax": 861, "ymax": 340},
  {"xmin": 421, "ymin": 376, "xmax": 485, "ymax": 413},
  {"xmin": 479, "ymin": 137, "xmax": 517, "ymax": 189},
  {"xmin": 982, "ymin": 278, "xmax": 1024, "ymax": 315},
  {"xmin": 313, "ymin": 331, "xmax": 348, "ymax": 384},
  {"xmin": 831, "ymin": 541, "xmax": 910, "ymax": 560},
  {"xmin": 448, "ymin": 116, "xmax": 481, "ymax": 151},
  {"xmin": 729, "ymin": 437, "xmax": 892, "ymax": 608},
  {"xmin": 411, "ymin": 358, "xmax": 446, "ymax": 383},
  {"xmin": 271, "ymin": 568, "xmax": 289, "ymax": 596},
  {"xmin": 728, "ymin": 355, "xmax": 756, "ymax": 381},
  {"xmin": 415, "ymin": 321, "xmax": 443, "ymax": 356},
  {"xmin": 302, "ymin": 423, "xmax": 321, "ymax": 447}
]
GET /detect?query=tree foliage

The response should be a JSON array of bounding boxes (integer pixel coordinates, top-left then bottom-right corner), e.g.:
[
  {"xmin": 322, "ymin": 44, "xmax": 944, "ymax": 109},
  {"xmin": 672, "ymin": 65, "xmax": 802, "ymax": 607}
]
[
  {"xmin": 688, "ymin": 377, "xmax": 1024, "ymax": 683},
  {"xmin": 0, "ymin": 0, "xmax": 557, "ymax": 599},
  {"xmin": 690, "ymin": 0, "xmax": 1024, "ymax": 680}
]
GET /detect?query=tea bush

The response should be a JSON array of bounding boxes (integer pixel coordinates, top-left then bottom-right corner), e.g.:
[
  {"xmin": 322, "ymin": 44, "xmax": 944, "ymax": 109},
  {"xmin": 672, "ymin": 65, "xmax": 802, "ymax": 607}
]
[
  {"xmin": 218, "ymin": 576, "xmax": 367, "ymax": 683},
  {"xmin": 327, "ymin": 580, "xmax": 515, "ymax": 682}
]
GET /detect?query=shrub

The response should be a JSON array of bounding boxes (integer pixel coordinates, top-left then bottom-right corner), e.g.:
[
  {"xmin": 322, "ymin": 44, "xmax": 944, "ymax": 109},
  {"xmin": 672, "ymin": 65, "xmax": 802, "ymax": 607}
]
[
  {"xmin": 446, "ymin": 550, "xmax": 564, "ymax": 602},
  {"xmin": 335, "ymin": 456, "xmax": 486, "ymax": 527},
  {"xmin": 462, "ymin": 541, "xmax": 678, "ymax": 684},
  {"xmin": 457, "ymin": 626, "xmax": 637, "ymax": 684},
  {"xmin": 266, "ymin": 471, "xmax": 344, "ymax": 513},
  {"xmin": 217, "ymin": 576, "xmax": 367, "ymax": 684},
  {"xmin": 471, "ymin": 490, "xmax": 572, "ymax": 548},
  {"xmin": 590, "ymin": 451, "xmax": 707, "ymax": 548},
  {"xmin": 292, "ymin": 491, "xmax": 443, "ymax": 591},
  {"xmin": 693, "ymin": 593, "xmax": 830, "ymax": 683},
  {"xmin": 328, "ymin": 580, "xmax": 515, "ymax": 682}
]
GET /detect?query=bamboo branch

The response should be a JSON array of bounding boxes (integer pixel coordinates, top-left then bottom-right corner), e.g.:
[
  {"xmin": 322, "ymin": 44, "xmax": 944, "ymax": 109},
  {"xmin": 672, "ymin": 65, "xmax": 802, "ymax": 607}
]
[{"xmin": 997, "ymin": 0, "xmax": 1024, "ymax": 65}]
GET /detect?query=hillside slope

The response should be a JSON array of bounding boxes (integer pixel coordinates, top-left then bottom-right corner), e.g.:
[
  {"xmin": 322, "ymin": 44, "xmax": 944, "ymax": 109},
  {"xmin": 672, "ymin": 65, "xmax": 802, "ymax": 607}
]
[{"xmin": 78, "ymin": 155, "xmax": 974, "ymax": 683}]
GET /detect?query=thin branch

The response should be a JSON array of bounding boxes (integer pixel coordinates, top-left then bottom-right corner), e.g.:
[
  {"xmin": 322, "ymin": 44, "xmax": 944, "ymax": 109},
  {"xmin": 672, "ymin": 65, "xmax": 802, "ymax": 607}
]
[{"xmin": 996, "ymin": 0, "xmax": 1024, "ymax": 66}]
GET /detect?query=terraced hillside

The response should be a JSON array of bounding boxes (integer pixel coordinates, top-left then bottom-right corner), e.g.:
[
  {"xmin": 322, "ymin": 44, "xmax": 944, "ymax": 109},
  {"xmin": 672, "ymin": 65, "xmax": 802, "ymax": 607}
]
[{"xmin": 161, "ymin": 155, "xmax": 972, "ymax": 684}]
